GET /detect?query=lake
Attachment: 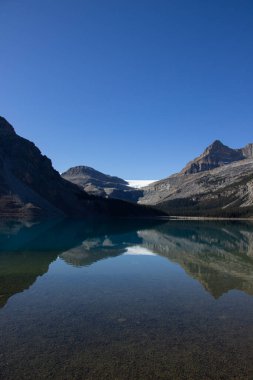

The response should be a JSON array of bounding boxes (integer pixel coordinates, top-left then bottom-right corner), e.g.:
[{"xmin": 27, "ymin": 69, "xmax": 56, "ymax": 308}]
[{"xmin": 0, "ymin": 219, "xmax": 253, "ymax": 379}]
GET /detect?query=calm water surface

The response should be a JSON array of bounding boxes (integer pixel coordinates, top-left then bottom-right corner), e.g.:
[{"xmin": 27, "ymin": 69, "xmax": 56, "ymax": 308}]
[{"xmin": 0, "ymin": 219, "xmax": 253, "ymax": 379}]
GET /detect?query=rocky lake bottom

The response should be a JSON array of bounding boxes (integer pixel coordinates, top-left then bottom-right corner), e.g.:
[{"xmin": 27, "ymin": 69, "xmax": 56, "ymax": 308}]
[{"xmin": 0, "ymin": 219, "xmax": 253, "ymax": 379}]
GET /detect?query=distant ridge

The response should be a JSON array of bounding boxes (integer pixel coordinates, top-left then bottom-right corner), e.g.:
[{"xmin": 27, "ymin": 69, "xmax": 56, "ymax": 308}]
[
  {"xmin": 62, "ymin": 166, "xmax": 143, "ymax": 202},
  {"xmin": 62, "ymin": 166, "xmax": 128, "ymax": 186}
]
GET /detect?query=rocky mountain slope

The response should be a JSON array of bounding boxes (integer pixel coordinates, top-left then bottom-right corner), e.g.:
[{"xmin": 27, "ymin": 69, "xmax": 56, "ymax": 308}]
[
  {"xmin": 140, "ymin": 141, "xmax": 253, "ymax": 217},
  {"xmin": 62, "ymin": 166, "xmax": 143, "ymax": 202},
  {"xmin": 0, "ymin": 117, "xmax": 164, "ymax": 220},
  {"xmin": 181, "ymin": 140, "xmax": 253, "ymax": 175}
]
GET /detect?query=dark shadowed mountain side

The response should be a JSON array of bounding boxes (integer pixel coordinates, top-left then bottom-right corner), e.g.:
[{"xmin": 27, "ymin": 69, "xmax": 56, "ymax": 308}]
[
  {"xmin": 0, "ymin": 218, "xmax": 164, "ymax": 308},
  {"xmin": 61, "ymin": 166, "xmax": 143, "ymax": 202},
  {"xmin": 139, "ymin": 221, "xmax": 253, "ymax": 298},
  {"xmin": 140, "ymin": 140, "xmax": 253, "ymax": 217},
  {"xmin": 0, "ymin": 247, "xmax": 57, "ymax": 308},
  {"xmin": 0, "ymin": 117, "xmax": 165, "ymax": 220}
]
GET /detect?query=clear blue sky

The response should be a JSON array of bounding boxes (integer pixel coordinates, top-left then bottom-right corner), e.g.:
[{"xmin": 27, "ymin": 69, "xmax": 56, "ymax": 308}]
[{"xmin": 0, "ymin": 0, "xmax": 252, "ymax": 178}]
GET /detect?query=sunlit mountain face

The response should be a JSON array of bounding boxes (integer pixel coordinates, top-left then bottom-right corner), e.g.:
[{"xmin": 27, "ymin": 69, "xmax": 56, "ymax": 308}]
[{"xmin": 1, "ymin": 219, "xmax": 253, "ymax": 379}]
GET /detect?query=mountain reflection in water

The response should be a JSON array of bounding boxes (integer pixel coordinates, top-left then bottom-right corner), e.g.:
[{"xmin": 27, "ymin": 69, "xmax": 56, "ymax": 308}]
[
  {"xmin": 0, "ymin": 219, "xmax": 155, "ymax": 308},
  {"xmin": 1, "ymin": 219, "xmax": 253, "ymax": 308},
  {"xmin": 1, "ymin": 219, "xmax": 253, "ymax": 380}
]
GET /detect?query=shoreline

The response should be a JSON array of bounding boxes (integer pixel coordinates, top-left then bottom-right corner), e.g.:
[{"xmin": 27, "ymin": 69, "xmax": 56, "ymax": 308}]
[{"xmin": 165, "ymin": 216, "xmax": 253, "ymax": 221}]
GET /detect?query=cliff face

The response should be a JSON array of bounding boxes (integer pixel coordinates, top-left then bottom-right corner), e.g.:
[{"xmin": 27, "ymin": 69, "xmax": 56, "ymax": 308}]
[
  {"xmin": 0, "ymin": 117, "xmax": 163, "ymax": 220},
  {"xmin": 241, "ymin": 143, "xmax": 253, "ymax": 159}
]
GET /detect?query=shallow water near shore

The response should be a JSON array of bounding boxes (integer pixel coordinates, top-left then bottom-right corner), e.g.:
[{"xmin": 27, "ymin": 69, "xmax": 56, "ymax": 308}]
[{"xmin": 0, "ymin": 219, "xmax": 253, "ymax": 379}]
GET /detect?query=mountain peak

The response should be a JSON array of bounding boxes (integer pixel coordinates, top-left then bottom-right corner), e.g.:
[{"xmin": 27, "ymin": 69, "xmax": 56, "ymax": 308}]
[
  {"xmin": 203, "ymin": 140, "xmax": 229, "ymax": 154},
  {"xmin": 181, "ymin": 140, "xmax": 245, "ymax": 175},
  {"xmin": 63, "ymin": 166, "xmax": 96, "ymax": 176},
  {"xmin": 208, "ymin": 139, "xmax": 224, "ymax": 148},
  {"xmin": 61, "ymin": 165, "xmax": 143, "ymax": 202},
  {"xmin": 62, "ymin": 165, "xmax": 128, "ymax": 186},
  {"xmin": 0, "ymin": 116, "xmax": 16, "ymax": 135}
]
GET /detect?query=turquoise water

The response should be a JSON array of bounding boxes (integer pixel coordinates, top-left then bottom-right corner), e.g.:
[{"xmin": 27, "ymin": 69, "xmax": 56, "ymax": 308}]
[{"xmin": 0, "ymin": 219, "xmax": 253, "ymax": 379}]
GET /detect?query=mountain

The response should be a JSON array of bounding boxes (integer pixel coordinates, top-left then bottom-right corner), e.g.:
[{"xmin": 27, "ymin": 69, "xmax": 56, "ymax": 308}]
[
  {"xmin": 181, "ymin": 140, "xmax": 247, "ymax": 174},
  {"xmin": 140, "ymin": 140, "xmax": 253, "ymax": 217},
  {"xmin": 62, "ymin": 166, "xmax": 143, "ymax": 202},
  {"xmin": 0, "ymin": 116, "xmax": 164, "ymax": 220}
]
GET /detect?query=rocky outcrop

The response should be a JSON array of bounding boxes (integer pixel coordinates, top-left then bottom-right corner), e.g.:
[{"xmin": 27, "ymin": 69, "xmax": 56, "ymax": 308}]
[
  {"xmin": 0, "ymin": 117, "xmax": 164, "ymax": 220},
  {"xmin": 241, "ymin": 143, "xmax": 253, "ymax": 159},
  {"xmin": 62, "ymin": 166, "xmax": 143, "ymax": 202}
]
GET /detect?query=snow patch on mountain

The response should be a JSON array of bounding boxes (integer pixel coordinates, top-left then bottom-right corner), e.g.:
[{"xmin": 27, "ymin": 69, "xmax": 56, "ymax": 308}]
[{"xmin": 126, "ymin": 180, "xmax": 157, "ymax": 189}]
